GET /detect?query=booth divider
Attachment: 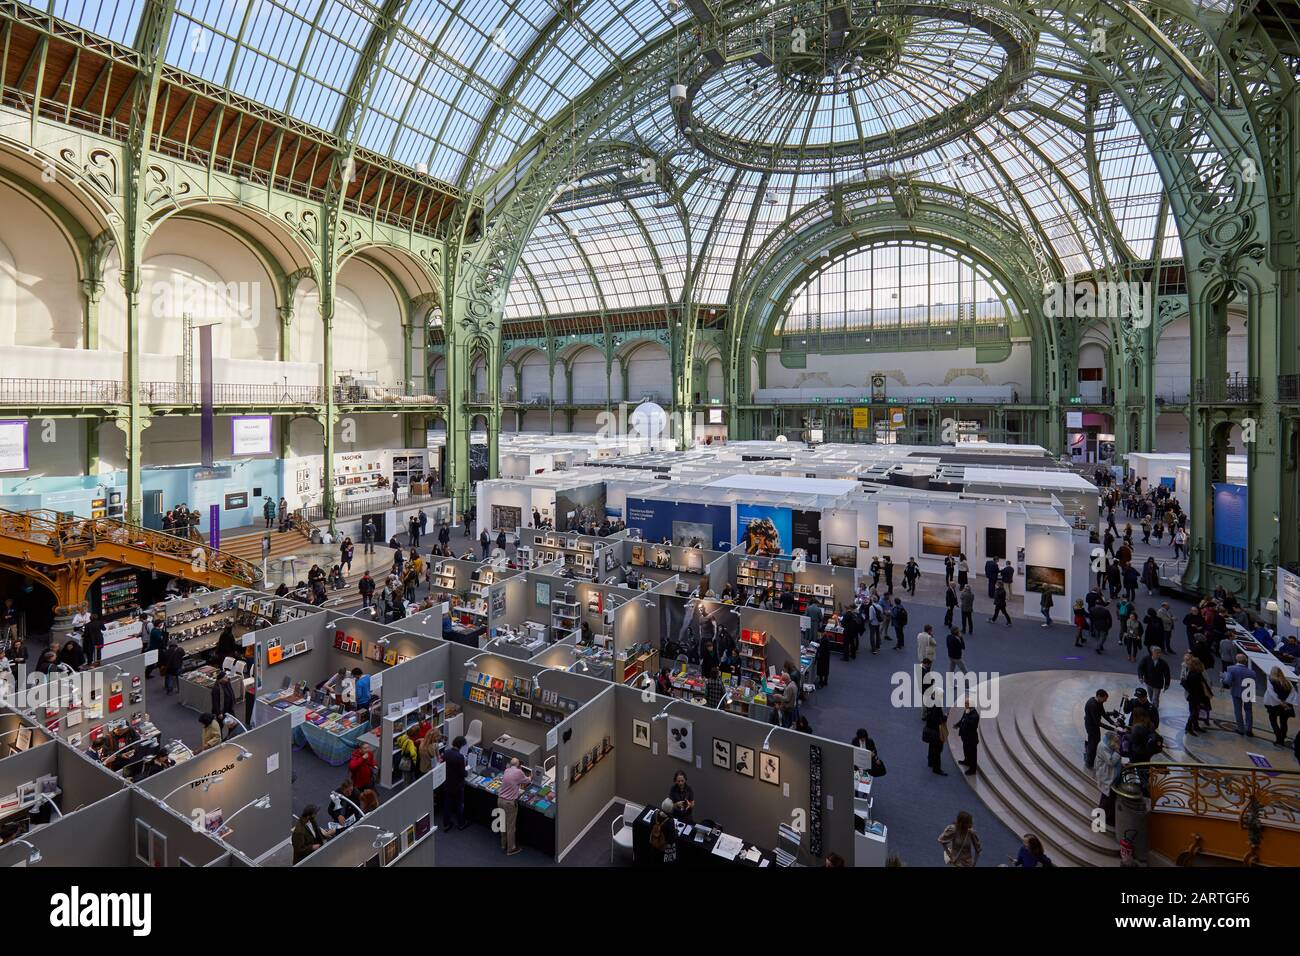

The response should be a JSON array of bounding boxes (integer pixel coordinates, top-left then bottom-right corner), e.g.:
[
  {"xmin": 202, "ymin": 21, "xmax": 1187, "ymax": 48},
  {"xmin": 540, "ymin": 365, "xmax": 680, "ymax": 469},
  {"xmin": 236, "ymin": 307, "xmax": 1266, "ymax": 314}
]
[
  {"xmin": 554, "ymin": 684, "xmax": 617, "ymax": 860},
  {"xmin": 297, "ymin": 774, "xmax": 436, "ymax": 868}
]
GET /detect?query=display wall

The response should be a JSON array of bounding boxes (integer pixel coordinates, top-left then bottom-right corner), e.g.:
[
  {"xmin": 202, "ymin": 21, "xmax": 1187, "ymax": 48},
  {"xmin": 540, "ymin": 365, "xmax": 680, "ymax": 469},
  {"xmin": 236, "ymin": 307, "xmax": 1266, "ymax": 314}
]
[{"xmin": 626, "ymin": 497, "xmax": 731, "ymax": 550}]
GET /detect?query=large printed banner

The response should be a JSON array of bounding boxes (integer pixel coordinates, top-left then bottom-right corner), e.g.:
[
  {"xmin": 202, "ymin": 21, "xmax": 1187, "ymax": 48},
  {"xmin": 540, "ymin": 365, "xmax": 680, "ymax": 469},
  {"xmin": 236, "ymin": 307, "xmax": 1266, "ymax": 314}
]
[
  {"xmin": 0, "ymin": 420, "xmax": 28, "ymax": 472},
  {"xmin": 626, "ymin": 497, "xmax": 730, "ymax": 551},
  {"xmin": 737, "ymin": 503, "xmax": 791, "ymax": 557}
]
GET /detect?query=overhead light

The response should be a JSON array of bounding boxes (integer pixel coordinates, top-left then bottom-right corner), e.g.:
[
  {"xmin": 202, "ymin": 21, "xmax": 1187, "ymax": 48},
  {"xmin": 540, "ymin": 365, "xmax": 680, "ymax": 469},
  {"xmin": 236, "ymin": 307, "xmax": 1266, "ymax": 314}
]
[
  {"xmin": 670, "ymin": 83, "xmax": 687, "ymax": 106},
  {"xmin": 415, "ymin": 162, "xmax": 428, "ymax": 175}
]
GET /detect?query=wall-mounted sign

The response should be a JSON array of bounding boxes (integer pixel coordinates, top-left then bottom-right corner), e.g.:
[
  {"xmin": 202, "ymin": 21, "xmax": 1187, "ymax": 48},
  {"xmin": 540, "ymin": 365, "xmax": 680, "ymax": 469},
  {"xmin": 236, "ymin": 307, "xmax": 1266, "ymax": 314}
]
[
  {"xmin": 0, "ymin": 420, "xmax": 28, "ymax": 473},
  {"xmin": 1065, "ymin": 411, "xmax": 1084, "ymax": 429},
  {"xmin": 232, "ymin": 415, "xmax": 273, "ymax": 456}
]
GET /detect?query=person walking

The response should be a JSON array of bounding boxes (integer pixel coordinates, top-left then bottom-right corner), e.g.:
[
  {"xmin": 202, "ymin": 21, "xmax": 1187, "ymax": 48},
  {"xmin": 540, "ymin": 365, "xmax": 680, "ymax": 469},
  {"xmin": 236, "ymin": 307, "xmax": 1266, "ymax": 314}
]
[
  {"xmin": 903, "ymin": 558, "xmax": 920, "ymax": 596},
  {"xmin": 1138, "ymin": 646, "xmax": 1170, "ymax": 708},
  {"xmin": 1089, "ymin": 600, "xmax": 1113, "ymax": 654},
  {"xmin": 955, "ymin": 700, "xmax": 979, "ymax": 775},
  {"xmin": 1072, "ymin": 599, "xmax": 1088, "ymax": 646},
  {"xmin": 989, "ymin": 582, "xmax": 1011, "ymax": 626},
  {"xmin": 479, "ymin": 529, "xmax": 490, "ymax": 559},
  {"xmin": 840, "ymin": 604, "xmax": 861, "ymax": 661},
  {"xmin": 957, "ymin": 555, "xmax": 969, "ymax": 589},
  {"xmin": 959, "ymin": 584, "xmax": 975, "ymax": 635},
  {"xmin": 916, "ymin": 624, "xmax": 937, "ymax": 667},
  {"xmin": 937, "ymin": 811, "xmax": 980, "ymax": 866},
  {"xmin": 1263, "ymin": 667, "xmax": 1297, "ymax": 747},
  {"xmin": 1039, "ymin": 588, "xmax": 1054, "ymax": 627}
]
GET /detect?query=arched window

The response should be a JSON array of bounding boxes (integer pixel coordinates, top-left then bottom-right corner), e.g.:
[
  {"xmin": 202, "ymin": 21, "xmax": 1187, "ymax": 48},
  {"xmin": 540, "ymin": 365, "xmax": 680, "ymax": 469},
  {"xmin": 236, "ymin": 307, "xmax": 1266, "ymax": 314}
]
[{"xmin": 780, "ymin": 240, "xmax": 1016, "ymax": 337}]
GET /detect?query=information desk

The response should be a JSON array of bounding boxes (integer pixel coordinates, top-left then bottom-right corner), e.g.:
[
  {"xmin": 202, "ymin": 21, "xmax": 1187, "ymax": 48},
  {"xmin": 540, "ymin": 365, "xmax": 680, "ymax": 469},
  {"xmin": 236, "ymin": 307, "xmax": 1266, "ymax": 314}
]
[
  {"xmin": 457, "ymin": 770, "xmax": 556, "ymax": 856},
  {"xmin": 630, "ymin": 806, "xmax": 776, "ymax": 867},
  {"xmin": 178, "ymin": 665, "xmax": 222, "ymax": 714},
  {"xmin": 255, "ymin": 689, "xmax": 370, "ymax": 765}
]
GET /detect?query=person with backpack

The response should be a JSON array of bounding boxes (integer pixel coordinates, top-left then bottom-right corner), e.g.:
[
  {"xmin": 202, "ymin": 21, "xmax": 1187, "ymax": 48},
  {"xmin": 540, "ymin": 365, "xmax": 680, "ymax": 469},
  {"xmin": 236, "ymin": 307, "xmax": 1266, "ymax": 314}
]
[
  {"xmin": 959, "ymin": 584, "xmax": 975, "ymax": 635},
  {"xmin": 866, "ymin": 599, "xmax": 884, "ymax": 654},
  {"xmin": 890, "ymin": 598, "xmax": 908, "ymax": 650},
  {"xmin": 647, "ymin": 799, "xmax": 678, "ymax": 864}
]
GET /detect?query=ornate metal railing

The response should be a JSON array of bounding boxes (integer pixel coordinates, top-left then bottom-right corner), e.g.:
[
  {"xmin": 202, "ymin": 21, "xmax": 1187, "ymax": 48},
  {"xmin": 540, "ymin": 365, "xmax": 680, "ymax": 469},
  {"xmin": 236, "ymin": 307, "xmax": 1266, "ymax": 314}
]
[
  {"xmin": 0, "ymin": 378, "xmax": 125, "ymax": 404},
  {"xmin": 1194, "ymin": 378, "xmax": 1259, "ymax": 404},
  {"xmin": 140, "ymin": 382, "xmax": 325, "ymax": 405},
  {"xmin": 0, "ymin": 508, "xmax": 260, "ymax": 586},
  {"xmin": 1279, "ymin": 374, "xmax": 1300, "ymax": 403},
  {"xmin": 1131, "ymin": 762, "xmax": 1300, "ymax": 829}
]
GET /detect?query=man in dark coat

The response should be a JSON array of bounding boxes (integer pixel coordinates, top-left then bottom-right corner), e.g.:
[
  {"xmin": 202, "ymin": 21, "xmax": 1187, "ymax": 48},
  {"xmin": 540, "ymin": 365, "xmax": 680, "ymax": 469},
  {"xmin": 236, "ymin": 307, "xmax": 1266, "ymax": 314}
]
[
  {"xmin": 442, "ymin": 736, "xmax": 467, "ymax": 830},
  {"xmin": 984, "ymin": 557, "xmax": 999, "ymax": 598},
  {"xmin": 211, "ymin": 672, "xmax": 235, "ymax": 722},
  {"xmin": 1083, "ymin": 689, "xmax": 1109, "ymax": 769},
  {"xmin": 955, "ymin": 700, "xmax": 980, "ymax": 775}
]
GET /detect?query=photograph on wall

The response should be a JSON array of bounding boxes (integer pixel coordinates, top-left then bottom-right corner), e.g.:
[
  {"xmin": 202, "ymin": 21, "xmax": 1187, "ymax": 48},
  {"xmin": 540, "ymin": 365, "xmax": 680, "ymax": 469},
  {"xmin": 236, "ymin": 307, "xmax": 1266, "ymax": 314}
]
[
  {"xmin": 555, "ymin": 483, "xmax": 607, "ymax": 532},
  {"xmin": 630, "ymin": 543, "xmax": 645, "ymax": 566},
  {"xmin": 760, "ymin": 751, "xmax": 781, "ymax": 786},
  {"xmin": 661, "ymin": 597, "xmax": 739, "ymax": 661},
  {"xmin": 737, "ymin": 503, "xmax": 791, "ymax": 557},
  {"xmin": 672, "ymin": 520, "xmax": 713, "ymax": 550},
  {"xmin": 986, "ymin": 527, "xmax": 1007, "ymax": 560},
  {"xmin": 1024, "ymin": 565, "xmax": 1067, "ymax": 595},
  {"xmin": 712, "ymin": 737, "xmax": 731, "ymax": 770},
  {"xmin": 683, "ymin": 549, "xmax": 704, "ymax": 574},
  {"xmin": 734, "ymin": 745, "xmax": 755, "ymax": 778},
  {"xmin": 666, "ymin": 714, "xmax": 693, "ymax": 762},
  {"xmin": 224, "ymin": 492, "xmax": 249, "ymax": 511},
  {"xmin": 919, "ymin": 522, "xmax": 965, "ymax": 558},
  {"xmin": 877, "ymin": 525, "xmax": 894, "ymax": 548},
  {"xmin": 826, "ymin": 544, "xmax": 857, "ymax": 568},
  {"xmin": 535, "ymin": 580, "xmax": 550, "ymax": 607},
  {"xmin": 632, "ymin": 718, "xmax": 652, "ymax": 748},
  {"xmin": 491, "ymin": 505, "xmax": 522, "ymax": 534}
]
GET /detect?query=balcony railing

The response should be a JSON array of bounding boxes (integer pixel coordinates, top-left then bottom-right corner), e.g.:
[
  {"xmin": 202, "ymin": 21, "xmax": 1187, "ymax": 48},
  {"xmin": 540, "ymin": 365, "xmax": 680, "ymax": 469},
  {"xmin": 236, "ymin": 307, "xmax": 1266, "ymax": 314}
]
[
  {"xmin": 332, "ymin": 383, "xmax": 445, "ymax": 404},
  {"xmin": 1280, "ymin": 374, "xmax": 1300, "ymax": 403},
  {"xmin": 1194, "ymin": 377, "xmax": 1258, "ymax": 404},
  {"xmin": 141, "ymin": 382, "xmax": 325, "ymax": 405},
  {"xmin": 0, "ymin": 378, "xmax": 124, "ymax": 404}
]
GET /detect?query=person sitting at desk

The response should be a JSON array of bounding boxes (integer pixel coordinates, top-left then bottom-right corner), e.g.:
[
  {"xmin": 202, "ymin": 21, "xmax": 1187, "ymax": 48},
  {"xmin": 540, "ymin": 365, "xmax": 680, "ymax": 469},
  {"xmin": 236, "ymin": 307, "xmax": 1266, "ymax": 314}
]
[
  {"xmin": 654, "ymin": 666, "xmax": 673, "ymax": 697},
  {"xmin": 140, "ymin": 752, "xmax": 173, "ymax": 779},
  {"xmin": 292, "ymin": 805, "xmax": 327, "ymax": 863},
  {"xmin": 668, "ymin": 770, "xmax": 695, "ymax": 825},
  {"xmin": 1276, "ymin": 634, "xmax": 1300, "ymax": 664},
  {"xmin": 198, "ymin": 712, "xmax": 222, "ymax": 752}
]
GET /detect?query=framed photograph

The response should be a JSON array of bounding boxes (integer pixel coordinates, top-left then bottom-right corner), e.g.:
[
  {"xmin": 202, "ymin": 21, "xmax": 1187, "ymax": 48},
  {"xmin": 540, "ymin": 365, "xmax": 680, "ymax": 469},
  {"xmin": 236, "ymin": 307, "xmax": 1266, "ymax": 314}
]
[
  {"xmin": 16, "ymin": 782, "xmax": 36, "ymax": 807},
  {"xmin": 1025, "ymin": 565, "xmax": 1067, "ymax": 595},
  {"xmin": 13, "ymin": 728, "xmax": 33, "ymax": 752},
  {"xmin": 110, "ymin": 680, "xmax": 122, "ymax": 694},
  {"xmin": 535, "ymin": 581, "xmax": 550, "ymax": 607},
  {"xmin": 986, "ymin": 527, "xmax": 1007, "ymax": 560},
  {"xmin": 630, "ymin": 543, "xmax": 645, "ymax": 566},
  {"xmin": 519, "ymin": 702, "xmax": 532, "ymax": 720},
  {"xmin": 877, "ymin": 525, "xmax": 894, "ymax": 548},
  {"xmin": 223, "ymin": 492, "xmax": 248, "ymax": 511},
  {"xmin": 666, "ymin": 714, "xmax": 693, "ymax": 762},
  {"xmin": 712, "ymin": 737, "xmax": 731, "ymax": 770},
  {"xmin": 149, "ymin": 830, "xmax": 168, "ymax": 868},
  {"xmin": 135, "ymin": 820, "xmax": 152, "ymax": 864},
  {"xmin": 381, "ymin": 836, "xmax": 399, "ymax": 866},
  {"xmin": 414, "ymin": 814, "xmax": 432, "ymax": 839},
  {"xmin": 826, "ymin": 544, "xmax": 856, "ymax": 568},
  {"xmin": 402, "ymin": 823, "xmax": 416, "ymax": 849},
  {"xmin": 760, "ymin": 751, "xmax": 781, "ymax": 786},
  {"xmin": 632, "ymin": 718, "xmax": 651, "ymax": 749},
  {"xmin": 918, "ymin": 522, "xmax": 965, "ymax": 558},
  {"xmin": 734, "ymin": 745, "xmax": 755, "ymax": 778}
]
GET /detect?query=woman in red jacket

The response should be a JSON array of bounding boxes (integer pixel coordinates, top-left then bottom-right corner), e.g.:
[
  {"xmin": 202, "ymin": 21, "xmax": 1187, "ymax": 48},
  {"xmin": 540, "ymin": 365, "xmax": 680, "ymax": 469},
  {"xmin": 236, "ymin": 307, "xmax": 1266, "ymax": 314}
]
[{"xmin": 348, "ymin": 743, "xmax": 377, "ymax": 792}]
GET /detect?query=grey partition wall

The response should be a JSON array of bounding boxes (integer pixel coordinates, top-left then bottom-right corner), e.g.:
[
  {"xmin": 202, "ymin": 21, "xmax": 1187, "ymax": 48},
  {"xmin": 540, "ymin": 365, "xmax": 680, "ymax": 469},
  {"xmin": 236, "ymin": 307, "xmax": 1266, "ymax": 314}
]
[
  {"xmin": 612, "ymin": 685, "xmax": 855, "ymax": 865},
  {"xmin": 555, "ymin": 685, "xmax": 617, "ymax": 861},
  {"xmin": 738, "ymin": 607, "xmax": 804, "ymax": 676},
  {"xmin": 0, "ymin": 711, "xmax": 51, "ymax": 757},
  {"xmin": 389, "ymin": 607, "xmax": 449, "ymax": 640},
  {"xmin": 252, "ymin": 615, "xmax": 322, "ymax": 693},
  {"xmin": 139, "ymin": 715, "xmax": 295, "ymax": 866},
  {"xmin": 56, "ymin": 742, "xmax": 127, "ymax": 809},
  {"xmin": 530, "ymin": 638, "xmax": 578, "ymax": 670},
  {"xmin": 0, "ymin": 788, "xmax": 131, "ymax": 867},
  {"xmin": 297, "ymin": 775, "xmax": 436, "ymax": 868},
  {"xmin": 128, "ymin": 789, "xmax": 232, "ymax": 867}
]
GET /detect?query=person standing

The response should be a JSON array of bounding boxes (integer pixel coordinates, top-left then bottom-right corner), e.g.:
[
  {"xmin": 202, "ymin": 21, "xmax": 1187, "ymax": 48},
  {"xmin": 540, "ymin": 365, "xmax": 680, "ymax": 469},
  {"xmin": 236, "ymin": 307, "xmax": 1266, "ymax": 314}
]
[
  {"xmin": 1039, "ymin": 588, "xmax": 1054, "ymax": 627},
  {"xmin": 211, "ymin": 671, "xmax": 235, "ymax": 722},
  {"xmin": 1157, "ymin": 602, "xmax": 1175, "ymax": 652},
  {"xmin": 1083, "ymin": 689, "xmax": 1110, "ymax": 769},
  {"xmin": 999, "ymin": 560, "xmax": 1015, "ymax": 595},
  {"xmin": 882, "ymin": 555, "xmax": 894, "ymax": 594},
  {"xmin": 937, "ymin": 811, "xmax": 980, "ymax": 866},
  {"xmin": 959, "ymin": 584, "xmax": 975, "ymax": 635},
  {"xmin": 946, "ymin": 626, "xmax": 967, "ymax": 674},
  {"xmin": 498, "ymin": 757, "xmax": 531, "ymax": 856},
  {"xmin": 1181, "ymin": 656, "xmax": 1212, "ymax": 737},
  {"xmin": 955, "ymin": 700, "xmax": 980, "ymax": 775},
  {"xmin": 841, "ymin": 605, "xmax": 861, "ymax": 661},
  {"xmin": 358, "ymin": 571, "xmax": 375, "ymax": 609},
  {"xmin": 442, "ymin": 735, "xmax": 467, "ymax": 830},
  {"xmin": 1224, "ymin": 653, "xmax": 1255, "ymax": 736},
  {"xmin": 362, "ymin": 517, "xmax": 376, "ymax": 555},
  {"xmin": 479, "ymin": 529, "xmax": 490, "ymax": 559},
  {"xmin": 984, "ymin": 556, "xmax": 999, "ymax": 599},
  {"xmin": 943, "ymin": 582, "xmax": 958, "ymax": 628},
  {"xmin": 903, "ymin": 558, "xmax": 919, "ymax": 595},
  {"xmin": 418, "ymin": 508, "xmax": 428, "ymax": 543},
  {"xmin": 409, "ymin": 513, "xmax": 421, "ymax": 548},
  {"xmin": 815, "ymin": 639, "xmax": 831, "ymax": 688},
  {"xmin": 890, "ymin": 598, "xmax": 908, "ymax": 650},
  {"xmin": 1138, "ymin": 646, "xmax": 1170, "ymax": 708},
  {"xmin": 866, "ymin": 599, "xmax": 884, "ymax": 654},
  {"xmin": 1263, "ymin": 668, "xmax": 1297, "ymax": 747},
  {"xmin": 957, "ymin": 555, "xmax": 969, "ymax": 589},
  {"xmin": 1089, "ymin": 600, "xmax": 1112, "ymax": 654},
  {"xmin": 922, "ymin": 702, "xmax": 948, "ymax": 776},
  {"xmin": 262, "ymin": 496, "xmax": 275, "ymax": 529},
  {"xmin": 916, "ymin": 624, "xmax": 937, "ymax": 667},
  {"xmin": 944, "ymin": 555, "xmax": 955, "ymax": 586}
]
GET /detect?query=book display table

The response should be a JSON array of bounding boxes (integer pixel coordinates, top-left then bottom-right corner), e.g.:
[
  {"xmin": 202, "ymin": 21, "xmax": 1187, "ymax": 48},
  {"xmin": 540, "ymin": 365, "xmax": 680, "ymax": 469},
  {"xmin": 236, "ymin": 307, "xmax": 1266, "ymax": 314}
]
[{"xmin": 630, "ymin": 806, "xmax": 776, "ymax": 867}]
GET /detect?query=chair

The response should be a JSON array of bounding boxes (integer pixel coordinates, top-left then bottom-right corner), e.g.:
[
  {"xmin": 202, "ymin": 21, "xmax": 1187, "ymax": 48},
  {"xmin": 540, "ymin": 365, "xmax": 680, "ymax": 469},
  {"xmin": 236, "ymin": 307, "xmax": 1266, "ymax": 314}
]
[
  {"xmin": 464, "ymin": 719, "xmax": 482, "ymax": 751},
  {"xmin": 610, "ymin": 802, "xmax": 643, "ymax": 863}
]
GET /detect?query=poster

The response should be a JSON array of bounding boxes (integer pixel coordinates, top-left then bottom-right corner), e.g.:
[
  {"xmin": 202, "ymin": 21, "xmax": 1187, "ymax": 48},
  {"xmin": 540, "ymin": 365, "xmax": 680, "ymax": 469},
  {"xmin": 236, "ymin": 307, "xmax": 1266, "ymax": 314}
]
[
  {"xmin": 825, "ymin": 544, "xmax": 856, "ymax": 567},
  {"xmin": 626, "ymin": 497, "xmax": 730, "ymax": 551},
  {"xmin": 555, "ymin": 483, "xmax": 607, "ymax": 532},
  {"xmin": 1279, "ymin": 567, "xmax": 1300, "ymax": 630},
  {"xmin": 791, "ymin": 509, "xmax": 822, "ymax": 562},
  {"xmin": 491, "ymin": 504, "xmax": 521, "ymax": 533},
  {"xmin": 852, "ymin": 407, "xmax": 869, "ymax": 429},
  {"xmin": 1212, "ymin": 483, "xmax": 1248, "ymax": 571},
  {"xmin": 0, "ymin": 420, "xmax": 28, "ymax": 473},
  {"xmin": 737, "ymin": 503, "xmax": 792, "ymax": 557},
  {"xmin": 231, "ymin": 415, "xmax": 272, "ymax": 456}
]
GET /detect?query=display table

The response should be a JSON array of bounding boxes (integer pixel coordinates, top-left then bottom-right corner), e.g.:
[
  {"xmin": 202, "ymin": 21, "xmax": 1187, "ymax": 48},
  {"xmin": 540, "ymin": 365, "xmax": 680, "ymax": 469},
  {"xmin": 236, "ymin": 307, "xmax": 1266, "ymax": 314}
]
[
  {"xmin": 255, "ymin": 689, "xmax": 370, "ymax": 765},
  {"xmin": 458, "ymin": 771, "xmax": 556, "ymax": 856},
  {"xmin": 178, "ymin": 665, "xmax": 221, "ymax": 714},
  {"xmin": 445, "ymin": 622, "xmax": 486, "ymax": 647},
  {"xmin": 1229, "ymin": 620, "xmax": 1299, "ymax": 683},
  {"xmin": 630, "ymin": 806, "xmax": 775, "ymax": 867}
]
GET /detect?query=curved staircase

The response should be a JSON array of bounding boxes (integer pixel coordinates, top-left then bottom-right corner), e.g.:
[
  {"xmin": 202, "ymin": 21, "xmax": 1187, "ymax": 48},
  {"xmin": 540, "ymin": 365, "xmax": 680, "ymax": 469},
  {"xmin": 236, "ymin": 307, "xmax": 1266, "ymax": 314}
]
[{"xmin": 948, "ymin": 670, "xmax": 1133, "ymax": 866}]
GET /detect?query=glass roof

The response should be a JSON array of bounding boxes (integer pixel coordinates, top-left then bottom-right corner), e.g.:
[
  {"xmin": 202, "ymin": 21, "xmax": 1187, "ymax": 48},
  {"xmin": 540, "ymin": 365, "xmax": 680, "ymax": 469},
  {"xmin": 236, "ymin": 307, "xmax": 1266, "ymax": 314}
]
[{"xmin": 34, "ymin": 0, "xmax": 1184, "ymax": 318}]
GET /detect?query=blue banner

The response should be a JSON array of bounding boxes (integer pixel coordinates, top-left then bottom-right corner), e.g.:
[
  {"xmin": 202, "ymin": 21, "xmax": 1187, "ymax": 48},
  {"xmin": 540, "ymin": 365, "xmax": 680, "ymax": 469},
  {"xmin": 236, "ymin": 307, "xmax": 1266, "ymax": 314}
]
[
  {"xmin": 626, "ymin": 497, "xmax": 730, "ymax": 551},
  {"xmin": 1212, "ymin": 483, "xmax": 1247, "ymax": 571},
  {"xmin": 736, "ymin": 503, "xmax": 793, "ymax": 557}
]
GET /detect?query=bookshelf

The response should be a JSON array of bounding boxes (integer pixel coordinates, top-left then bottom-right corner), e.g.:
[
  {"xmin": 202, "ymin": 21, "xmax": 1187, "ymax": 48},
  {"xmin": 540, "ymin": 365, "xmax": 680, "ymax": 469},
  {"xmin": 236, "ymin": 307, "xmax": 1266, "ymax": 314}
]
[
  {"xmin": 98, "ymin": 571, "xmax": 139, "ymax": 621},
  {"xmin": 390, "ymin": 453, "xmax": 424, "ymax": 491},
  {"xmin": 737, "ymin": 628, "xmax": 768, "ymax": 683},
  {"xmin": 550, "ymin": 593, "xmax": 580, "ymax": 639},
  {"xmin": 379, "ymin": 692, "xmax": 445, "ymax": 788}
]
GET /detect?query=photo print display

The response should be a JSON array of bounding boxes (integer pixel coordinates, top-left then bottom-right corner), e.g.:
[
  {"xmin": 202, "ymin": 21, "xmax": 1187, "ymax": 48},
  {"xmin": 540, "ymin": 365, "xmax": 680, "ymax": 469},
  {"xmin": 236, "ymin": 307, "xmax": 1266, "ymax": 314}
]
[
  {"xmin": 1024, "ymin": 565, "xmax": 1067, "ymax": 595},
  {"xmin": 712, "ymin": 738, "xmax": 731, "ymax": 770},
  {"xmin": 734, "ymin": 745, "xmax": 755, "ymax": 778},
  {"xmin": 666, "ymin": 715, "xmax": 693, "ymax": 761},
  {"xmin": 632, "ymin": 718, "xmax": 651, "ymax": 748},
  {"xmin": 826, "ymin": 544, "xmax": 856, "ymax": 568},
  {"xmin": 919, "ymin": 522, "xmax": 965, "ymax": 558},
  {"xmin": 760, "ymin": 751, "xmax": 781, "ymax": 786}
]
